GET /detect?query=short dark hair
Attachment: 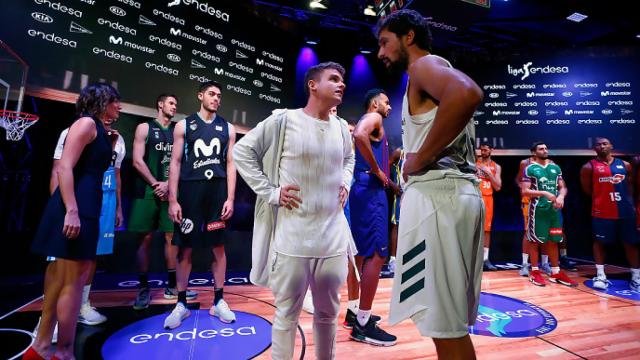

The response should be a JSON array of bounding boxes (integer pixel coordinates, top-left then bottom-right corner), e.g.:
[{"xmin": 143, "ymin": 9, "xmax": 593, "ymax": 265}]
[
  {"xmin": 303, "ymin": 62, "xmax": 345, "ymax": 97},
  {"xmin": 199, "ymin": 81, "xmax": 222, "ymax": 94},
  {"xmin": 376, "ymin": 9, "xmax": 433, "ymax": 52},
  {"xmin": 363, "ymin": 88, "xmax": 387, "ymax": 112},
  {"xmin": 479, "ymin": 142, "xmax": 492, "ymax": 149},
  {"xmin": 156, "ymin": 93, "xmax": 178, "ymax": 110},
  {"xmin": 530, "ymin": 141, "xmax": 546, "ymax": 152},
  {"xmin": 76, "ymin": 83, "xmax": 120, "ymax": 118}
]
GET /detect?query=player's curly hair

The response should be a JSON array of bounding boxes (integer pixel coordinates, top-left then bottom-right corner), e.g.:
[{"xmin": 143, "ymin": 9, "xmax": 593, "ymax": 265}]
[
  {"xmin": 76, "ymin": 83, "xmax": 121, "ymax": 118},
  {"xmin": 376, "ymin": 9, "xmax": 433, "ymax": 52}
]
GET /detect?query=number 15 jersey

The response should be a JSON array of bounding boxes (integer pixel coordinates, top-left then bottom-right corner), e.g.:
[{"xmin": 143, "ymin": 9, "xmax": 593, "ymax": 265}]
[{"xmin": 590, "ymin": 158, "xmax": 635, "ymax": 219}]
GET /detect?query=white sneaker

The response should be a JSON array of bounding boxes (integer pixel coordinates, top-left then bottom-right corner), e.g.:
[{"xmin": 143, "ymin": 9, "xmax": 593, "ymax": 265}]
[
  {"xmin": 302, "ymin": 290, "xmax": 314, "ymax": 314},
  {"xmin": 33, "ymin": 317, "xmax": 58, "ymax": 343},
  {"xmin": 164, "ymin": 303, "xmax": 190, "ymax": 329},
  {"xmin": 592, "ymin": 276, "xmax": 611, "ymax": 290},
  {"xmin": 210, "ymin": 299, "xmax": 236, "ymax": 323},
  {"xmin": 78, "ymin": 303, "xmax": 107, "ymax": 325},
  {"xmin": 630, "ymin": 278, "xmax": 640, "ymax": 292},
  {"xmin": 388, "ymin": 257, "xmax": 397, "ymax": 274}
]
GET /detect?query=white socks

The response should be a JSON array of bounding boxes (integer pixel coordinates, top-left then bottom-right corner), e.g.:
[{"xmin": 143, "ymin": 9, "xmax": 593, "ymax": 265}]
[
  {"xmin": 522, "ymin": 253, "xmax": 529, "ymax": 265},
  {"xmin": 357, "ymin": 309, "xmax": 371, "ymax": 327},
  {"xmin": 82, "ymin": 285, "xmax": 91, "ymax": 306},
  {"xmin": 631, "ymin": 268, "xmax": 640, "ymax": 281},
  {"xmin": 483, "ymin": 248, "xmax": 489, "ymax": 261},
  {"xmin": 541, "ymin": 255, "xmax": 549, "ymax": 265},
  {"xmin": 596, "ymin": 264, "xmax": 606, "ymax": 279},
  {"xmin": 560, "ymin": 248, "xmax": 567, "ymax": 257},
  {"xmin": 551, "ymin": 267, "xmax": 560, "ymax": 275},
  {"xmin": 348, "ymin": 299, "xmax": 359, "ymax": 313}
]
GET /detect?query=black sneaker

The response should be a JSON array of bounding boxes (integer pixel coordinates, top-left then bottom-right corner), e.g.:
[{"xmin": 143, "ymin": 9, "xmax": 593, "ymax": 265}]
[
  {"xmin": 133, "ymin": 288, "xmax": 150, "ymax": 310},
  {"xmin": 483, "ymin": 259, "xmax": 498, "ymax": 271},
  {"xmin": 350, "ymin": 317, "xmax": 396, "ymax": 346},
  {"xmin": 560, "ymin": 256, "xmax": 577, "ymax": 271},
  {"xmin": 343, "ymin": 309, "xmax": 382, "ymax": 329}
]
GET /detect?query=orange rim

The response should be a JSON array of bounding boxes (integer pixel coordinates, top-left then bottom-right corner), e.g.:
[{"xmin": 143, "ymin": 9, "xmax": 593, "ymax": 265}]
[{"xmin": 0, "ymin": 110, "xmax": 39, "ymax": 122}]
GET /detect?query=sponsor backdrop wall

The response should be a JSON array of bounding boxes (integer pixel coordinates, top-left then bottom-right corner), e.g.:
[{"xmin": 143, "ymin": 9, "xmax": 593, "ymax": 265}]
[
  {"xmin": 468, "ymin": 55, "xmax": 639, "ymax": 152},
  {"xmin": 0, "ymin": 0, "xmax": 295, "ymax": 127}
]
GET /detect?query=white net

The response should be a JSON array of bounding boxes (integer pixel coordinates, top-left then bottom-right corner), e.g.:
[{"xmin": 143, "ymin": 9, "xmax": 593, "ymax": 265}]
[{"xmin": 0, "ymin": 111, "xmax": 39, "ymax": 141}]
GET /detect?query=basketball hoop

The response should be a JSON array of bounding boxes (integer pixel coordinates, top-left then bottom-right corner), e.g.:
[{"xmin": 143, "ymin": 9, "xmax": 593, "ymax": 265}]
[{"xmin": 0, "ymin": 110, "xmax": 39, "ymax": 141}]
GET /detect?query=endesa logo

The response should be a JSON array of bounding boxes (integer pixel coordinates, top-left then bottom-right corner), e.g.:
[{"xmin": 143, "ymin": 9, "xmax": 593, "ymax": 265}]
[
  {"xmin": 469, "ymin": 293, "xmax": 557, "ymax": 337},
  {"xmin": 102, "ymin": 310, "xmax": 272, "ymax": 359},
  {"xmin": 28, "ymin": 29, "xmax": 77, "ymax": 48},
  {"xmin": 167, "ymin": 0, "xmax": 230, "ymax": 23},
  {"xmin": 507, "ymin": 62, "xmax": 569, "ymax": 80},
  {"xmin": 34, "ymin": 0, "xmax": 82, "ymax": 18}
]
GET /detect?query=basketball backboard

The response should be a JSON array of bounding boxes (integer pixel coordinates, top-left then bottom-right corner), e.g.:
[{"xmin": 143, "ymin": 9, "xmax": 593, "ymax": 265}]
[{"xmin": 0, "ymin": 40, "xmax": 28, "ymax": 113}]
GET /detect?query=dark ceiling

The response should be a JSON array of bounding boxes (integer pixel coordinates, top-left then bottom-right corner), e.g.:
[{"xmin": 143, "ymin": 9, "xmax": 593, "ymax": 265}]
[{"xmin": 247, "ymin": 0, "xmax": 640, "ymax": 56}]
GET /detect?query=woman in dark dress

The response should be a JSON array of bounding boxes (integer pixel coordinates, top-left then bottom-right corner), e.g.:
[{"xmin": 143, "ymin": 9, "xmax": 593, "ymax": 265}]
[{"xmin": 24, "ymin": 83, "xmax": 121, "ymax": 360}]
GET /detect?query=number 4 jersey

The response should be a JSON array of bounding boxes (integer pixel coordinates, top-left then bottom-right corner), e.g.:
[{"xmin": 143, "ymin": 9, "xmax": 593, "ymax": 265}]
[{"xmin": 590, "ymin": 158, "xmax": 636, "ymax": 219}]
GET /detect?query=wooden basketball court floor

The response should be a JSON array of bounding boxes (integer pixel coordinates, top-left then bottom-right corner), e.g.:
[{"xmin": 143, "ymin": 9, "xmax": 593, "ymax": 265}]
[{"xmin": 17, "ymin": 265, "xmax": 640, "ymax": 359}]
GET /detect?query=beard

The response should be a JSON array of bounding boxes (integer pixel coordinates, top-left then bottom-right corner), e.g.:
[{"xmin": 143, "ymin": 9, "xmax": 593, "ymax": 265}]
[{"xmin": 386, "ymin": 46, "xmax": 409, "ymax": 75}]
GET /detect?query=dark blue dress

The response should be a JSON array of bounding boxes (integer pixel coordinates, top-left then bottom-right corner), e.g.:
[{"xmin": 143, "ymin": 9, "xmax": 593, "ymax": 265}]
[{"xmin": 31, "ymin": 116, "xmax": 112, "ymax": 260}]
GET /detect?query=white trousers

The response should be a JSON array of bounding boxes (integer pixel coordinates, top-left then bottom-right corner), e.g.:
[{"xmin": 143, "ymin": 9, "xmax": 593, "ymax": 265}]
[{"xmin": 270, "ymin": 252, "xmax": 348, "ymax": 360}]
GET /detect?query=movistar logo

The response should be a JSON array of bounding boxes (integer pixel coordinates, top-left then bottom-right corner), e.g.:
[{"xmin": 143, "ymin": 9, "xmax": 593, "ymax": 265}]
[{"xmin": 194, "ymin": 138, "xmax": 221, "ymax": 158}]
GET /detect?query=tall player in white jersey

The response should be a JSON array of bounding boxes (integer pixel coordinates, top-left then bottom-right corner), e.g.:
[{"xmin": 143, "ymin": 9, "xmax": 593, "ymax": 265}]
[{"xmin": 377, "ymin": 9, "xmax": 484, "ymax": 359}]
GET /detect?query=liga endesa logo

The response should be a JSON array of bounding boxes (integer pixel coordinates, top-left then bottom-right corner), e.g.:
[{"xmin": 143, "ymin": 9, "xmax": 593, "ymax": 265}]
[
  {"xmin": 469, "ymin": 293, "xmax": 557, "ymax": 337},
  {"xmin": 102, "ymin": 310, "xmax": 272, "ymax": 359}
]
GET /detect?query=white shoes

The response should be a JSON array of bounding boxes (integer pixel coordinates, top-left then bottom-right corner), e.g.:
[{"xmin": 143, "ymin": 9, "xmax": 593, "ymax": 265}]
[
  {"xmin": 210, "ymin": 299, "xmax": 236, "ymax": 323},
  {"xmin": 592, "ymin": 276, "xmax": 611, "ymax": 290},
  {"xmin": 33, "ymin": 317, "xmax": 58, "ymax": 343},
  {"xmin": 388, "ymin": 257, "xmax": 397, "ymax": 274},
  {"xmin": 164, "ymin": 302, "xmax": 190, "ymax": 329},
  {"xmin": 302, "ymin": 290, "xmax": 314, "ymax": 314},
  {"xmin": 78, "ymin": 302, "xmax": 107, "ymax": 325}
]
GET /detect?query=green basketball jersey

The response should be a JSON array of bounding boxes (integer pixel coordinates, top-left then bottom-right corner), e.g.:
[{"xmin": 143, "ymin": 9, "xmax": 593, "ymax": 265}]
[
  {"xmin": 525, "ymin": 162, "xmax": 563, "ymax": 209},
  {"xmin": 134, "ymin": 120, "xmax": 174, "ymax": 199}
]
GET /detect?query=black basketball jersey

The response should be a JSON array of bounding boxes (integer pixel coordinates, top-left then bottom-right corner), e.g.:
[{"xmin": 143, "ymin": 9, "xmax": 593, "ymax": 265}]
[{"xmin": 180, "ymin": 113, "xmax": 229, "ymax": 181}]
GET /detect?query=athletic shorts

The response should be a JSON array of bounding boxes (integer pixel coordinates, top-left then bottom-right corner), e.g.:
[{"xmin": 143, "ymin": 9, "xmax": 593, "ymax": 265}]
[
  {"xmin": 528, "ymin": 206, "xmax": 563, "ymax": 243},
  {"xmin": 592, "ymin": 217, "xmax": 640, "ymax": 245},
  {"xmin": 128, "ymin": 197, "xmax": 173, "ymax": 233},
  {"xmin": 349, "ymin": 173, "xmax": 389, "ymax": 258},
  {"xmin": 391, "ymin": 194, "xmax": 401, "ymax": 225},
  {"xmin": 172, "ymin": 179, "xmax": 227, "ymax": 248},
  {"xmin": 97, "ymin": 189, "xmax": 117, "ymax": 255},
  {"xmin": 390, "ymin": 177, "xmax": 484, "ymax": 339},
  {"xmin": 522, "ymin": 198, "xmax": 530, "ymax": 230},
  {"xmin": 482, "ymin": 195, "xmax": 493, "ymax": 232}
]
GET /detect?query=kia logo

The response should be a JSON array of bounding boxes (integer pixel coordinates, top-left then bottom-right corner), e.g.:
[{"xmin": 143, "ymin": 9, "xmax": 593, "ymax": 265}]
[
  {"xmin": 32, "ymin": 12, "xmax": 53, "ymax": 23},
  {"xmin": 110, "ymin": 6, "xmax": 127, "ymax": 16},
  {"xmin": 167, "ymin": 53, "xmax": 181, "ymax": 62},
  {"xmin": 216, "ymin": 44, "xmax": 227, "ymax": 53},
  {"xmin": 489, "ymin": 93, "xmax": 499, "ymax": 98},
  {"xmin": 253, "ymin": 80, "xmax": 263, "ymax": 87},
  {"xmin": 601, "ymin": 109, "xmax": 613, "ymax": 115},
  {"xmin": 528, "ymin": 110, "xmax": 539, "ymax": 116},
  {"xmin": 562, "ymin": 92, "xmax": 572, "ymax": 97}
]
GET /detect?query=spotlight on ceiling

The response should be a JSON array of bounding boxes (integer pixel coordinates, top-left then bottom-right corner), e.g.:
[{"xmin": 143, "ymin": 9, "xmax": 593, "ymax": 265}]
[
  {"xmin": 364, "ymin": 5, "xmax": 376, "ymax": 16},
  {"xmin": 309, "ymin": 0, "xmax": 327, "ymax": 10},
  {"xmin": 360, "ymin": 48, "xmax": 372, "ymax": 54},
  {"xmin": 566, "ymin": 12, "xmax": 588, "ymax": 22},
  {"xmin": 305, "ymin": 38, "xmax": 318, "ymax": 45}
]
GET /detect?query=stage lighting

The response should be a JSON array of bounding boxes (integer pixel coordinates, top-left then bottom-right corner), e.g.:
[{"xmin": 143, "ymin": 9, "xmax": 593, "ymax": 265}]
[
  {"xmin": 309, "ymin": 0, "xmax": 327, "ymax": 10},
  {"xmin": 566, "ymin": 12, "xmax": 588, "ymax": 22}
]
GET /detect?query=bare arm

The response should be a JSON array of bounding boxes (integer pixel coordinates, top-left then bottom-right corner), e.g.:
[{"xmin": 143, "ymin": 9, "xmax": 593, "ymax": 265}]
[
  {"xmin": 56, "ymin": 117, "xmax": 97, "ymax": 238},
  {"xmin": 404, "ymin": 56, "xmax": 483, "ymax": 175},
  {"xmin": 579, "ymin": 162, "xmax": 593, "ymax": 196},
  {"xmin": 516, "ymin": 159, "xmax": 527, "ymax": 186},
  {"xmin": 624, "ymin": 161, "xmax": 634, "ymax": 198},
  {"xmin": 353, "ymin": 112, "xmax": 387, "ymax": 184},
  {"xmin": 49, "ymin": 160, "xmax": 61, "ymax": 194},
  {"xmin": 168, "ymin": 120, "xmax": 185, "ymax": 223},
  {"xmin": 221, "ymin": 124, "xmax": 237, "ymax": 220}
]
